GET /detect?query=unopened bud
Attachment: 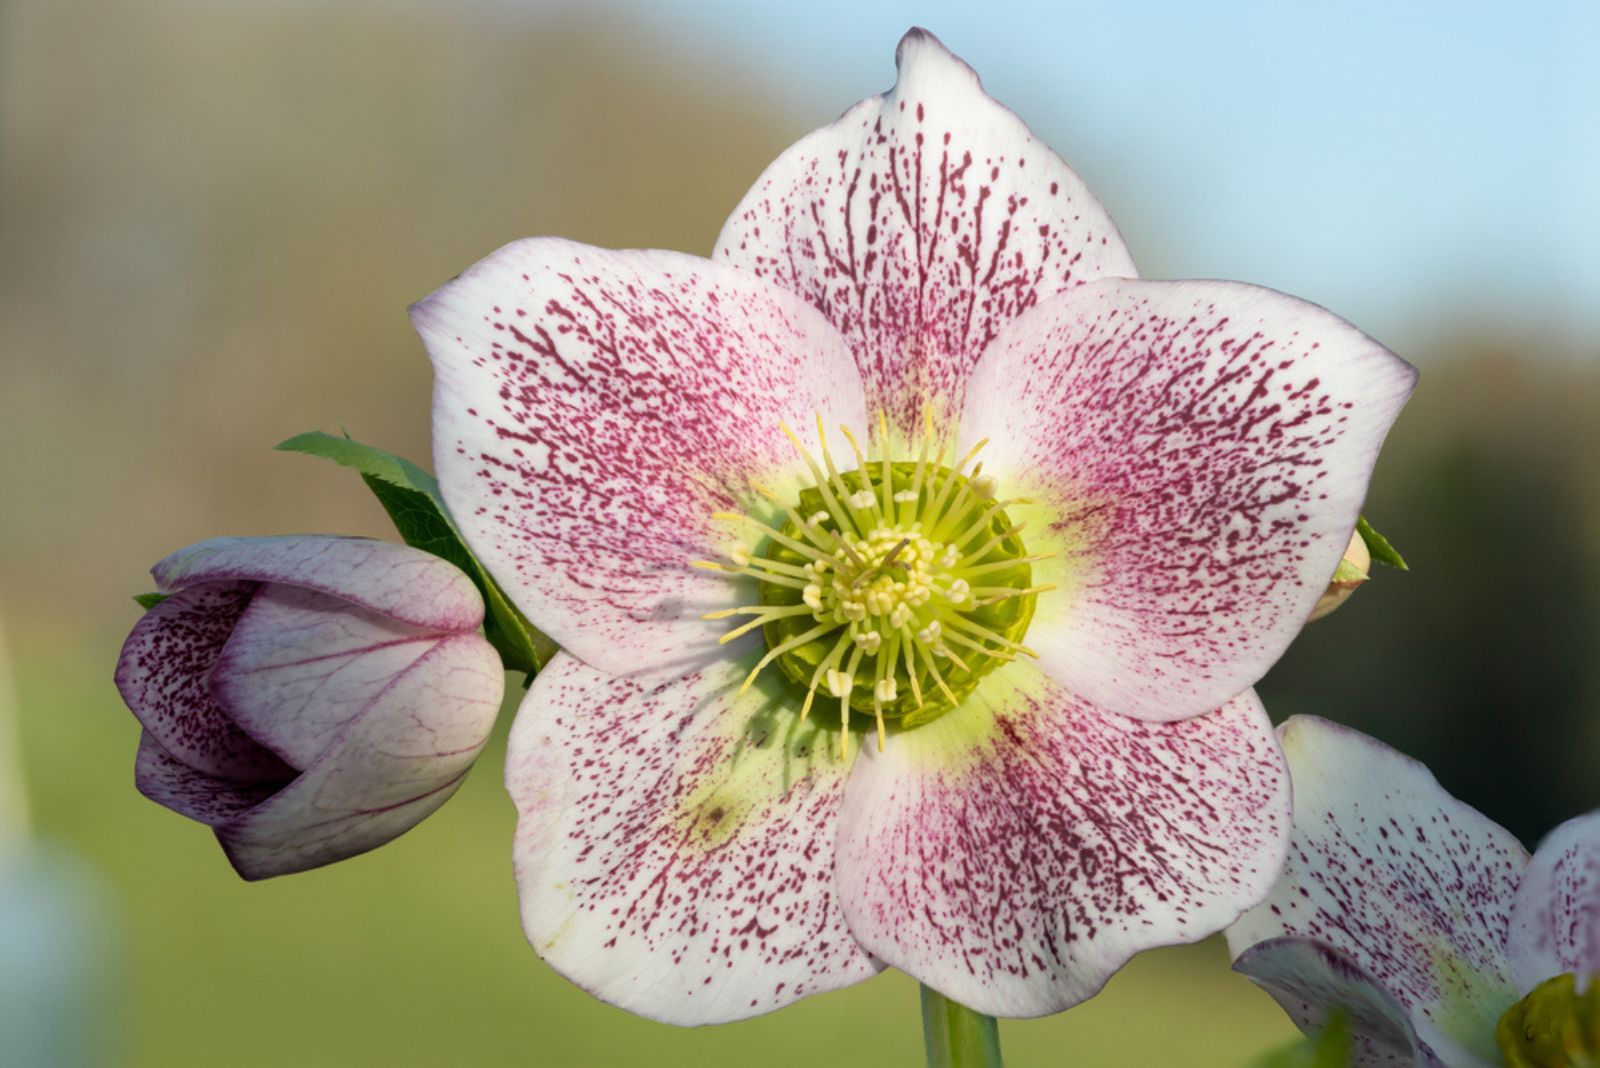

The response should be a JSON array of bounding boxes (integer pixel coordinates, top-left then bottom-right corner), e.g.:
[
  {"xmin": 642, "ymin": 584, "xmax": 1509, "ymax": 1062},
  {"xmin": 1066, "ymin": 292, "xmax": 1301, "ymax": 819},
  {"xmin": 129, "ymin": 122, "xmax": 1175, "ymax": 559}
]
[{"xmin": 1307, "ymin": 530, "xmax": 1371, "ymax": 622}]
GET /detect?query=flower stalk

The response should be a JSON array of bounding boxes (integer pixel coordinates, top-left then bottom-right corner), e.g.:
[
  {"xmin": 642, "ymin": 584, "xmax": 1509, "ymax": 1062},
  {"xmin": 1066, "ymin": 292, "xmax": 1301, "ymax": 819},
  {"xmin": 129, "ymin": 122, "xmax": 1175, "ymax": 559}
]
[{"xmin": 921, "ymin": 984, "xmax": 1003, "ymax": 1068}]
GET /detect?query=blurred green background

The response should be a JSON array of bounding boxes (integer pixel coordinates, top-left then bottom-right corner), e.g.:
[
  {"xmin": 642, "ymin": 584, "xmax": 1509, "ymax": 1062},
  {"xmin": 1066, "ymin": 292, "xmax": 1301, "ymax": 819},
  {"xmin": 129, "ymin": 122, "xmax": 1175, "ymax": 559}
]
[{"xmin": 1, "ymin": 0, "xmax": 1595, "ymax": 1064}]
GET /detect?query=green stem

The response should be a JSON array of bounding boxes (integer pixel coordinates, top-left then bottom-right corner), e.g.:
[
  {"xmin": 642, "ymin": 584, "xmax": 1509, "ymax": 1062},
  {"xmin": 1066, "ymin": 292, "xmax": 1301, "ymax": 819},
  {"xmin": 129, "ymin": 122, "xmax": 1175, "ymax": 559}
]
[{"xmin": 920, "ymin": 984, "xmax": 1003, "ymax": 1068}]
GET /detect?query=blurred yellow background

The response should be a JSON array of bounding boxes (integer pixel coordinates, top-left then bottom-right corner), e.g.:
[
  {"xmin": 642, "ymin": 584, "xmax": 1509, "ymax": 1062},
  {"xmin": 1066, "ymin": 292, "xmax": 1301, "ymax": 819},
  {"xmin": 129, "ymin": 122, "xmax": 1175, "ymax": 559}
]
[{"xmin": 2, "ymin": 1, "xmax": 1595, "ymax": 1064}]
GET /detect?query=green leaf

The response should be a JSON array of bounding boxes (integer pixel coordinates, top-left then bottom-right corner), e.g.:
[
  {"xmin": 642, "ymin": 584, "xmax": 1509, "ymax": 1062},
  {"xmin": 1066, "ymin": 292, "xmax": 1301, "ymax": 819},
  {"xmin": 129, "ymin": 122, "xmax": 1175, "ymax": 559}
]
[
  {"xmin": 277, "ymin": 431, "xmax": 559, "ymax": 677},
  {"xmin": 1248, "ymin": 1013, "xmax": 1351, "ymax": 1068},
  {"xmin": 132, "ymin": 591, "xmax": 170, "ymax": 611},
  {"xmin": 1356, "ymin": 516, "xmax": 1408, "ymax": 571}
]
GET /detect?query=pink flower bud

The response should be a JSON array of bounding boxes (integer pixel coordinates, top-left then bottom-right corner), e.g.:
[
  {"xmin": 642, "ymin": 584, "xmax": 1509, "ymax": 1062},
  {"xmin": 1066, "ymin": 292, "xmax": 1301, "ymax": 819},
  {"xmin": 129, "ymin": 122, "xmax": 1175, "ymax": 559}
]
[{"xmin": 114, "ymin": 536, "xmax": 504, "ymax": 879}]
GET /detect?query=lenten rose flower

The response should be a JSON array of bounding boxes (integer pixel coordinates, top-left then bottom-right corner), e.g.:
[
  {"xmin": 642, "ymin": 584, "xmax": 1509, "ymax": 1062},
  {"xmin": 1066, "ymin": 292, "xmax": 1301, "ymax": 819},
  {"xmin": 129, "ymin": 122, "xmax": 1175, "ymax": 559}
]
[
  {"xmin": 114, "ymin": 536, "xmax": 505, "ymax": 879},
  {"xmin": 1226, "ymin": 716, "xmax": 1600, "ymax": 1067},
  {"xmin": 410, "ymin": 29, "xmax": 1416, "ymax": 1023}
]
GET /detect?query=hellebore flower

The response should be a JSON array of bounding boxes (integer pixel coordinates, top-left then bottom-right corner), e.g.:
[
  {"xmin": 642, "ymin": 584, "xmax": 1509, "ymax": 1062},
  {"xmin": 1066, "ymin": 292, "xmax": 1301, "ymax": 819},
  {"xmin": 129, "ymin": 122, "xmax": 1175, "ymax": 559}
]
[
  {"xmin": 1226, "ymin": 716, "xmax": 1600, "ymax": 1067},
  {"xmin": 115, "ymin": 536, "xmax": 505, "ymax": 879},
  {"xmin": 411, "ymin": 30, "xmax": 1416, "ymax": 1023}
]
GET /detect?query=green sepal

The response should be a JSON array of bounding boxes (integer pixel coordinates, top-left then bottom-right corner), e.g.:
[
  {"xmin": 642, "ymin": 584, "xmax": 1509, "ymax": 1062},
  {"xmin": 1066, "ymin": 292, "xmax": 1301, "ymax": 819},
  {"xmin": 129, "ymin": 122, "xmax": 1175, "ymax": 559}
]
[
  {"xmin": 276, "ymin": 431, "xmax": 559, "ymax": 678},
  {"xmin": 132, "ymin": 592, "xmax": 170, "ymax": 611},
  {"xmin": 1356, "ymin": 516, "xmax": 1407, "ymax": 571},
  {"xmin": 1330, "ymin": 559, "xmax": 1368, "ymax": 584},
  {"xmin": 1249, "ymin": 1012, "xmax": 1351, "ymax": 1068}
]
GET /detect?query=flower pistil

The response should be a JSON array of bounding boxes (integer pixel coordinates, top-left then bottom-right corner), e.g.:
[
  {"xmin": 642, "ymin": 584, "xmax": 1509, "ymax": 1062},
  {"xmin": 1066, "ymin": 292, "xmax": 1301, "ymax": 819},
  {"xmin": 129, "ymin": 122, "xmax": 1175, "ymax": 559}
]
[{"xmin": 697, "ymin": 412, "xmax": 1051, "ymax": 754}]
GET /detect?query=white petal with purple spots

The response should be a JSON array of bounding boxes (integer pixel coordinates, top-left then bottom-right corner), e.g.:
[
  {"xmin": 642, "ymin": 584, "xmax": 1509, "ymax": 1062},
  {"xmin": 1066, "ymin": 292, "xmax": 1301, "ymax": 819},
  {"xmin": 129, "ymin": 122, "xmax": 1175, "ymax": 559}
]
[
  {"xmin": 415, "ymin": 239, "xmax": 869, "ymax": 678},
  {"xmin": 1233, "ymin": 937, "xmax": 1448, "ymax": 1068},
  {"xmin": 1226, "ymin": 716, "xmax": 1526, "ymax": 1064},
  {"xmin": 506, "ymin": 652, "xmax": 881, "ymax": 1025},
  {"xmin": 714, "ymin": 28, "xmax": 1135, "ymax": 436},
  {"xmin": 1508, "ymin": 809, "xmax": 1600, "ymax": 992},
  {"xmin": 960, "ymin": 278, "xmax": 1417, "ymax": 723},
  {"xmin": 115, "ymin": 582, "xmax": 293, "ymax": 783},
  {"xmin": 835, "ymin": 665, "xmax": 1289, "ymax": 1017}
]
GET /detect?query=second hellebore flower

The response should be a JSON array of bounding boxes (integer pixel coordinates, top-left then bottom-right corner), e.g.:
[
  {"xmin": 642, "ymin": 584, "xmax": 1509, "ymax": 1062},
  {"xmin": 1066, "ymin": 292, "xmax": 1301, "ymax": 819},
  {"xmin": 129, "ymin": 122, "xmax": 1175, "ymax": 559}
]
[
  {"xmin": 115, "ymin": 536, "xmax": 505, "ymax": 879},
  {"xmin": 411, "ymin": 31, "xmax": 1417, "ymax": 1022},
  {"xmin": 1227, "ymin": 717, "xmax": 1600, "ymax": 1068}
]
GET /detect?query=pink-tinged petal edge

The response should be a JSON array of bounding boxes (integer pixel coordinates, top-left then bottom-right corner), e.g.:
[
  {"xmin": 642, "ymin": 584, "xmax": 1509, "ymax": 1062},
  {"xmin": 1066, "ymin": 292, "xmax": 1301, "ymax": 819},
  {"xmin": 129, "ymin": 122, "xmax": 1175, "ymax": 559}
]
[
  {"xmin": 1233, "ymin": 937, "xmax": 1447, "ymax": 1068},
  {"xmin": 1508, "ymin": 809, "xmax": 1600, "ymax": 993},
  {"xmin": 151, "ymin": 535, "xmax": 485, "ymax": 632},
  {"xmin": 219, "ymin": 628, "xmax": 504, "ymax": 880},
  {"xmin": 115, "ymin": 582, "xmax": 293, "ymax": 783},
  {"xmin": 1226, "ymin": 716, "xmax": 1526, "ymax": 1065},
  {"xmin": 506, "ymin": 651, "xmax": 881, "ymax": 1025},
  {"xmin": 835, "ymin": 664, "xmax": 1289, "ymax": 1017},
  {"xmin": 413, "ymin": 238, "xmax": 869, "ymax": 679},
  {"xmin": 960, "ymin": 278, "xmax": 1418, "ymax": 723},
  {"xmin": 713, "ymin": 28, "xmax": 1137, "ymax": 438}
]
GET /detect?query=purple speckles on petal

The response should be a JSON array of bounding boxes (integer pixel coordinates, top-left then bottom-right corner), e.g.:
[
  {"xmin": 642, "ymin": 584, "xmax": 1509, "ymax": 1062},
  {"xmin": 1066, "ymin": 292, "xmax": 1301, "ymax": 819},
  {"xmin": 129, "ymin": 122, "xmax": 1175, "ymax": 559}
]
[
  {"xmin": 835, "ymin": 664, "xmax": 1289, "ymax": 1017},
  {"xmin": 414, "ymin": 239, "xmax": 869, "ymax": 678},
  {"xmin": 1509, "ymin": 810, "xmax": 1600, "ymax": 992},
  {"xmin": 1234, "ymin": 937, "xmax": 1442, "ymax": 1068},
  {"xmin": 960, "ymin": 278, "xmax": 1417, "ymax": 724},
  {"xmin": 713, "ymin": 28, "xmax": 1136, "ymax": 436},
  {"xmin": 134, "ymin": 730, "xmax": 286, "ymax": 828},
  {"xmin": 1226, "ymin": 716, "xmax": 1526, "ymax": 1063},
  {"xmin": 115, "ymin": 581, "xmax": 294, "ymax": 783},
  {"xmin": 506, "ymin": 652, "xmax": 881, "ymax": 1025}
]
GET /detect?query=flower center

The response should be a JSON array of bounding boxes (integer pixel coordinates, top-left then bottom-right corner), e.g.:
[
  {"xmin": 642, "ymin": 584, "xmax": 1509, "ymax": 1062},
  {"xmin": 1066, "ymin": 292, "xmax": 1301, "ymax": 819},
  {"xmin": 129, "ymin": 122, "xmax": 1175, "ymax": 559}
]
[
  {"xmin": 1496, "ymin": 973, "xmax": 1600, "ymax": 1068},
  {"xmin": 698, "ymin": 413, "xmax": 1049, "ymax": 756}
]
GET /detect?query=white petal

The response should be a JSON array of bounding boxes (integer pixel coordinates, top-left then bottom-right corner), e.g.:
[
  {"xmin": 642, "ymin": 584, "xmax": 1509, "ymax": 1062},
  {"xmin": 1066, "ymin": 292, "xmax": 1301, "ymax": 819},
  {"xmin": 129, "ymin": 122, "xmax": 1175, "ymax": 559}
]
[
  {"xmin": 414, "ymin": 239, "xmax": 868, "ymax": 677},
  {"xmin": 714, "ymin": 29, "xmax": 1135, "ymax": 437},
  {"xmin": 836, "ymin": 663, "xmax": 1289, "ymax": 1017},
  {"xmin": 960, "ymin": 278, "xmax": 1416, "ymax": 722},
  {"xmin": 1226, "ymin": 716, "xmax": 1526, "ymax": 1064},
  {"xmin": 1508, "ymin": 809, "xmax": 1600, "ymax": 992},
  {"xmin": 506, "ymin": 652, "xmax": 881, "ymax": 1024}
]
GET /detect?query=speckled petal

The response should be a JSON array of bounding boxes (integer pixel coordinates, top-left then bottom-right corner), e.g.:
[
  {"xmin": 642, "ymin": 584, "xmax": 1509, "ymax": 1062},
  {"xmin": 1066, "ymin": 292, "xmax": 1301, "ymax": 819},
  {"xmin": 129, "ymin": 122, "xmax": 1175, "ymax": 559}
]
[
  {"xmin": 1226, "ymin": 716, "xmax": 1526, "ymax": 1065},
  {"xmin": 713, "ymin": 28, "xmax": 1136, "ymax": 437},
  {"xmin": 217, "ymin": 629, "xmax": 504, "ymax": 880},
  {"xmin": 835, "ymin": 664, "xmax": 1289, "ymax": 1017},
  {"xmin": 114, "ymin": 581, "xmax": 293, "ymax": 783},
  {"xmin": 1233, "ymin": 937, "xmax": 1448, "ymax": 1068},
  {"xmin": 414, "ymin": 239, "xmax": 869, "ymax": 678},
  {"xmin": 152, "ymin": 536, "xmax": 484, "ymax": 632},
  {"xmin": 960, "ymin": 278, "xmax": 1417, "ymax": 723},
  {"xmin": 133, "ymin": 730, "xmax": 284, "ymax": 827},
  {"xmin": 1508, "ymin": 810, "xmax": 1600, "ymax": 992},
  {"xmin": 506, "ymin": 652, "xmax": 881, "ymax": 1025}
]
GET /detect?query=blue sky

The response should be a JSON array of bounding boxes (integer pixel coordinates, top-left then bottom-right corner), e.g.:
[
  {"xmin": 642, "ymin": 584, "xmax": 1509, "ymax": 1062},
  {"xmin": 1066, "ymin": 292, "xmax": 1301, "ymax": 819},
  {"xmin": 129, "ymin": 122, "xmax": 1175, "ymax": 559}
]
[{"xmin": 594, "ymin": 0, "xmax": 1598, "ymax": 358}]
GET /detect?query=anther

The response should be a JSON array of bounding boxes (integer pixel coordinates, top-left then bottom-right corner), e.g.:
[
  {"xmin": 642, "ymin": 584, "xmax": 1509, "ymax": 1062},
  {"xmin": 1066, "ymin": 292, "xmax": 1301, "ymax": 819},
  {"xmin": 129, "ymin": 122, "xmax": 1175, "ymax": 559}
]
[{"xmin": 853, "ymin": 630, "xmax": 882, "ymax": 654}]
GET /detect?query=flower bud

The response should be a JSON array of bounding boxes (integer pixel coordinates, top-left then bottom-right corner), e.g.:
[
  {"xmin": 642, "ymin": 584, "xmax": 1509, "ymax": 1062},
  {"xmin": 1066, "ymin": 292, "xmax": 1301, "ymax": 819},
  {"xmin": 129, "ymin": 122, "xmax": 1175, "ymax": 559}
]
[
  {"xmin": 114, "ymin": 536, "xmax": 504, "ymax": 879},
  {"xmin": 1307, "ymin": 529, "xmax": 1371, "ymax": 622}
]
